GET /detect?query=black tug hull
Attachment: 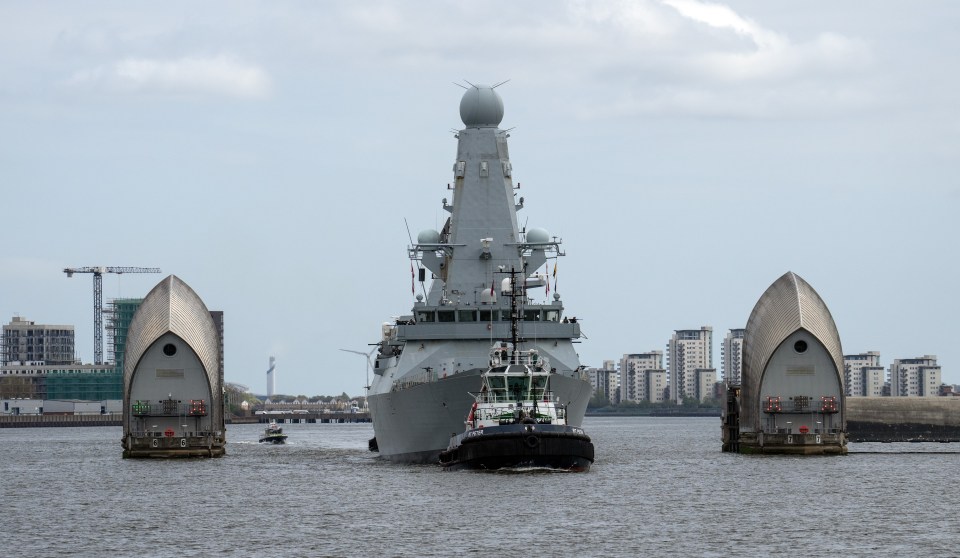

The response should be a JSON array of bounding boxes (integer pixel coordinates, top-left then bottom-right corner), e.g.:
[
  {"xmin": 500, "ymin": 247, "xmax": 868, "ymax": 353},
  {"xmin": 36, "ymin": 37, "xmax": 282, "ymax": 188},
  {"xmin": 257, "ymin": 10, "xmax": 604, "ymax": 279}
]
[{"xmin": 439, "ymin": 424, "xmax": 594, "ymax": 471}]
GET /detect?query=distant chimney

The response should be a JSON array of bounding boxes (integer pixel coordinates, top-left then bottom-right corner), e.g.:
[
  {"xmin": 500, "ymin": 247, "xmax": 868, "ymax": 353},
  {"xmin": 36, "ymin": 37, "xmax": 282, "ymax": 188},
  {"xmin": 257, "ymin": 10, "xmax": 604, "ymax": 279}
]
[{"xmin": 266, "ymin": 356, "xmax": 276, "ymax": 397}]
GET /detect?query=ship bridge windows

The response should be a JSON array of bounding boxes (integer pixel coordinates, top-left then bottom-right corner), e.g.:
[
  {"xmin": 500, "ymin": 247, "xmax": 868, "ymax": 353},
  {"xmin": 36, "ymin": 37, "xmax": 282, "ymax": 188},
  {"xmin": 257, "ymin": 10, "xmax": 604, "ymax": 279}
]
[
  {"xmin": 488, "ymin": 375, "xmax": 508, "ymax": 401},
  {"xmin": 507, "ymin": 375, "xmax": 530, "ymax": 400},
  {"xmin": 437, "ymin": 310, "xmax": 455, "ymax": 323},
  {"xmin": 417, "ymin": 308, "xmax": 564, "ymax": 323},
  {"xmin": 530, "ymin": 375, "xmax": 547, "ymax": 398}
]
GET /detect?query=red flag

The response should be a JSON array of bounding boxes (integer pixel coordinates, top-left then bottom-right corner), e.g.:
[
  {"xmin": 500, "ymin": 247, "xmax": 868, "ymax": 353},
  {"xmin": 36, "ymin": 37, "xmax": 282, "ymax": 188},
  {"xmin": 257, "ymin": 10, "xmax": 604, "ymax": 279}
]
[
  {"xmin": 552, "ymin": 261, "xmax": 558, "ymax": 292},
  {"xmin": 411, "ymin": 262, "xmax": 415, "ymax": 295},
  {"xmin": 490, "ymin": 281, "xmax": 494, "ymax": 296}
]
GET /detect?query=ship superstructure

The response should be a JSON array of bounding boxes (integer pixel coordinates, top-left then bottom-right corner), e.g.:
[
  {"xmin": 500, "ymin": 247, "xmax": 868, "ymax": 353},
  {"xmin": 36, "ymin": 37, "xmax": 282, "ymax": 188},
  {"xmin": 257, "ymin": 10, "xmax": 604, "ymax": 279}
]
[{"xmin": 367, "ymin": 84, "xmax": 592, "ymax": 463}]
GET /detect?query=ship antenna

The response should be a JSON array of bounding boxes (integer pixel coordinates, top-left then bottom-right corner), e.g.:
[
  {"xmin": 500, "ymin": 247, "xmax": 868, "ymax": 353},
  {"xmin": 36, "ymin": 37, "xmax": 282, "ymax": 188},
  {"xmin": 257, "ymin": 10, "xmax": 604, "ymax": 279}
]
[
  {"xmin": 491, "ymin": 79, "xmax": 511, "ymax": 89},
  {"xmin": 404, "ymin": 217, "xmax": 414, "ymax": 244}
]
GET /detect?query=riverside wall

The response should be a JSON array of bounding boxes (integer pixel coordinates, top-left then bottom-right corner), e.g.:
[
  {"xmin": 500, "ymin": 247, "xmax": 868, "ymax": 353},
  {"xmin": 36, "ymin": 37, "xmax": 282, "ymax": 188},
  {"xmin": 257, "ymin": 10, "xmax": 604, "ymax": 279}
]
[
  {"xmin": 0, "ymin": 412, "xmax": 371, "ymax": 428},
  {"xmin": 0, "ymin": 414, "xmax": 122, "ymax": 428},
  {"xmin": 846, "ymin": 397, "xmax": 960, "ymax": 442}
]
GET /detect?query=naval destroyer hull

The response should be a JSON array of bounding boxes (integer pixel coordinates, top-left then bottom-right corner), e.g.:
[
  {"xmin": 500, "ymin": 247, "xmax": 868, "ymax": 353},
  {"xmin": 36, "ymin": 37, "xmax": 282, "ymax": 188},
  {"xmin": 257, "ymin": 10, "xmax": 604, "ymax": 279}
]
[{"xmin": 369, "ymin": 372, "xmax": 591, "ymax": 464}]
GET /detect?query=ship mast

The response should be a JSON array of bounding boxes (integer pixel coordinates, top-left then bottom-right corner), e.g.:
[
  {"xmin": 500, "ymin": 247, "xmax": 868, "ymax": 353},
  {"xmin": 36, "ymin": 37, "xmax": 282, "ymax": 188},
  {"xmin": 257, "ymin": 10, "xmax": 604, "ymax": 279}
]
[{"xmin": 503, "ymin": 266, "xmax": 524, "ymax": 364}]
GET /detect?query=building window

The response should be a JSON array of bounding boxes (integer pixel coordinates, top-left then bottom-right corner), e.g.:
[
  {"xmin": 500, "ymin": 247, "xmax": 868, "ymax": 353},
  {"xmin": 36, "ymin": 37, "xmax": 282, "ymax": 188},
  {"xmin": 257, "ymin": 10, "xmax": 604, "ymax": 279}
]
[{"xmin": 794, "ymin": 340, "xmax": 808, "ymax": 354}]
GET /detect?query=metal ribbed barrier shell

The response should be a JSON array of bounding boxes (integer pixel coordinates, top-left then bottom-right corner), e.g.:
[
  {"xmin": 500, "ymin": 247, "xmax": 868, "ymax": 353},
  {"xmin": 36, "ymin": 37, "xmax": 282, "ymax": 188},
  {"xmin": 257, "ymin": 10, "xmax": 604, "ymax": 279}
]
[
  {"xmin": 122, "ymin": 275, "xmax": 221, "ymax": 430},
  {"xmin": 741, "ymin": 272, "xmax": 843, "ymax": 431}
]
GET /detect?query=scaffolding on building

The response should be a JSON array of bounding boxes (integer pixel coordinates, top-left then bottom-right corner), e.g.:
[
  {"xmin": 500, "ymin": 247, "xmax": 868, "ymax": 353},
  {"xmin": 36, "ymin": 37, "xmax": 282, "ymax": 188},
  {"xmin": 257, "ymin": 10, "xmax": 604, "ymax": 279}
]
[{"xmin": 106, "ymin": 298, "xmax": 143, "ymax": 375}]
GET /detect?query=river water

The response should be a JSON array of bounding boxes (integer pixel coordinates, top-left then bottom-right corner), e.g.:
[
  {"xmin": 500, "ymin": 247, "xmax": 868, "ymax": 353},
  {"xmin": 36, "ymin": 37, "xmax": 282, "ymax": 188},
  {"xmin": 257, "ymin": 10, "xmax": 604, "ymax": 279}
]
[{"xmin": 1, "ymin": 417, "xmax": 956, "ymax": 557}]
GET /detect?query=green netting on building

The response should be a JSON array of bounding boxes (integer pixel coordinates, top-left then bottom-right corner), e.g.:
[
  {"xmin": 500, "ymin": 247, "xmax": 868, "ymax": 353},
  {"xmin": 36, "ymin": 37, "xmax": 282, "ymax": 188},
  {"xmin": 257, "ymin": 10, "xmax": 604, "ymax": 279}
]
[
  {"xmin": 108, "ymin": 298, "xmax": 142, "ymax": 375},
  {"xmin": 45, "ymin": 370, "xmax": 122, "ymax": 400}
]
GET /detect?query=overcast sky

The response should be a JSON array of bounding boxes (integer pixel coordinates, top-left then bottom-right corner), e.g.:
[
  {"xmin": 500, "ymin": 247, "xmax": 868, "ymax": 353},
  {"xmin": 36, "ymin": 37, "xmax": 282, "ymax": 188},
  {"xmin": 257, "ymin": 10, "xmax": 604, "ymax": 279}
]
[{"xmin": 2, "ymin": 1, "xmax": 957, "ymax": 396}]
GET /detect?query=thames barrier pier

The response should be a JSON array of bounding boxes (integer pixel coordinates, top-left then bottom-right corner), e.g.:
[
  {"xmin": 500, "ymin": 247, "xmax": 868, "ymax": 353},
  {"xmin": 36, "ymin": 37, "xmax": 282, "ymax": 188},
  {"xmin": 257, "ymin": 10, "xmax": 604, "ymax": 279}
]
[
  {"xmin": 723, "ymin": 272, "xmax": 847, "ymax": 455},
  {"xmin": 122, "ymin": 276, "xmax": 226, "ymax": 458}
]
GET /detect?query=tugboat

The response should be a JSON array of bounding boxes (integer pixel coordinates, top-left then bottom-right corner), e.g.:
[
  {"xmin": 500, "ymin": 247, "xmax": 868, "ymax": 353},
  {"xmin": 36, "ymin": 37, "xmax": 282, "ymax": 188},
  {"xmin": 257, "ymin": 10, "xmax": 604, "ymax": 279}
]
[
  {"xmin": 259, "ymin": 421, "xmax": 288, "ymax": 444},
  {"xmin": 438, "ymin": 270, "xmax": 594, "ymax": 471}
]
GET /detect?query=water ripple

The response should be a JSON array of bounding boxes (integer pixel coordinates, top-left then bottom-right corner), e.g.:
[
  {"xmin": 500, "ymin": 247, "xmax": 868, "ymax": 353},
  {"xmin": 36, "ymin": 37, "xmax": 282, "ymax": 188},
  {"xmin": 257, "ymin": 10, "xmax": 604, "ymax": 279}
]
[{"xmin": 1, "ymin": 419, "xmax": 956, "ymax": 557}]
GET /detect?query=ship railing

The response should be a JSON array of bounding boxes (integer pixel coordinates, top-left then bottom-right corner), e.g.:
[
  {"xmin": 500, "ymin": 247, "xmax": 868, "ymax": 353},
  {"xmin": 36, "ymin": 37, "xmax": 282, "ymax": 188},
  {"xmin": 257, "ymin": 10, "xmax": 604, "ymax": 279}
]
[
  {"xmin": 476, "ymin": 392, "xmax": 560, "ymax": 404},
  {"xmin": 391, "ymin": 368, "xmax": 440, "ymax": 392},
  {"xmin": 130, "ymin": 400, "xmax": 209, "ymax": 417},
  {"xmin": 762, "ymin": 427, "xmax": 843, "ymax": 435},
  {"xmin": 475, "ymin": 407, "xmax": 554, "ymax": 423},
  {"xmin": 489, "ymin": 347, "xmax": 549, "ymax": 369},
  {"xmin": 129, "ymin": 430, "xmax": 219, "ymax": 438},
  {"xmin": 473, "ymin": 400, "xmax": 562, "ymax": 422}
]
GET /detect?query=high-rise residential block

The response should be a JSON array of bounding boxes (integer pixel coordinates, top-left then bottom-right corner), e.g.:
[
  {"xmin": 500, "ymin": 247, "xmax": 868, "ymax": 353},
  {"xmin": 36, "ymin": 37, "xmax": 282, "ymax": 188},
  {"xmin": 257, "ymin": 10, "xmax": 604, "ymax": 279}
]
[
  {"xmin": 620, "ymin": 352, "xmax": 666, "ymax": 403},
  {"xmin": 586, "ymin": 360, "xmax": 618, "ymax": 404},
  {"xmin": 890, "ymin": 356, "xmax": 941, "ymax": 397},
  {"xmin": 667, "ymin": 326, "xmax": 713, "ymax": 403},
  {"xmin": 721, "ymin": 328, "xmax": 745, "ymax": 385},
  {"xmin": 843, "ymin": 351, "xmax": 885, "ymax": 397}
]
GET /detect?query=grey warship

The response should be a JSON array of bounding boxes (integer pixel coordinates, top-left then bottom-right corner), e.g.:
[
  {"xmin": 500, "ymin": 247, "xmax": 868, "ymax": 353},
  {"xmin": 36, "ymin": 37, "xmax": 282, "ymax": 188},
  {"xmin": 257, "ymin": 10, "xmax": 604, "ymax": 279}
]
[{"xmin": 366, "ymin": 83, "xmax": 593, "ymax": 463}]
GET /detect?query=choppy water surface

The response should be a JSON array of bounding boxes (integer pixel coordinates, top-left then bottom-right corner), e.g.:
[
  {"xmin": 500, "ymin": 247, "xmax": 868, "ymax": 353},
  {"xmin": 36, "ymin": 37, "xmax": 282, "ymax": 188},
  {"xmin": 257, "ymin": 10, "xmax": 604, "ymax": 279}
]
[{"xmin": 2, "ymin": 417, "xmax": 956, "ymax": 557}]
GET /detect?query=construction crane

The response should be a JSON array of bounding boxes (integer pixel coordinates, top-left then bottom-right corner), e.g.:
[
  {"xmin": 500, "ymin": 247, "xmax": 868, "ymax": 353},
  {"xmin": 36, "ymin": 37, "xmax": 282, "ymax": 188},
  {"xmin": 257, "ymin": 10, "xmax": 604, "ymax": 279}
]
[{"xmin": 63, "ymin": 266, "xmax": 161, "ymax": 364}]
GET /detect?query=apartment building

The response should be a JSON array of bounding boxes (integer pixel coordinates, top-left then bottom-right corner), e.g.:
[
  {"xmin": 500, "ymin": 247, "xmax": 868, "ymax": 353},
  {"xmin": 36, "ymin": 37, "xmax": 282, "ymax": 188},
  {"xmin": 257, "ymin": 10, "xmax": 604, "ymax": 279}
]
[
  {"xmin": 843, "ymin": 351, "xmax": 885, "ymax": 397},
  {"xmin": 667, "ymin": 326, "xmax": 714, "ymax": 403},
  {"xmin": 586, "ymin": 360, "xmax": 619, "ymax": 404},
  {"xmin": 890, "ymin": 355, "xmax": 941, "ymax": 397},
  {"xmin": 721, "ymin": 328, "xmax": 744, "ymax": 385},
  {"xmin": 2, "ymin": 316, "xmax": 75, "ymax": 366},
  {"xmin": 620, "ymin": 352, "xmax": 667, "ymax": 403}
]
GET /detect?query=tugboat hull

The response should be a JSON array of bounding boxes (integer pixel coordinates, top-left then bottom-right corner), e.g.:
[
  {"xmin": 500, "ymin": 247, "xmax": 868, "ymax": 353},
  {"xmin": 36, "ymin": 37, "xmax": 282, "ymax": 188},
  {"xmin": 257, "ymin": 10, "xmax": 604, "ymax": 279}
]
[{"xmin": 439, "ymin": 424, "xmax": 594, "ymax": 471}]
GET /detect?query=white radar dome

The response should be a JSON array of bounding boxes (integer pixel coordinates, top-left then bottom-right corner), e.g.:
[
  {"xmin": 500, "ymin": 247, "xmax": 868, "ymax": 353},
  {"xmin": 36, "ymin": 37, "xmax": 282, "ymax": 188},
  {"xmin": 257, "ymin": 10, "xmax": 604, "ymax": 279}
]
[
  {"xmin": 460, "ymin": 84, "xmax": 504, "ymax": 127},
  {"xmin": 418, "ymin": 229, "xmax": 441, "ymax": 244},
  {"xmin": 526, "ymin": 227, "xmax": 550, "ymax": 244},
  {"xmin": 479, "ymin": 288, "xmax": 497, "ymax": 305}
]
